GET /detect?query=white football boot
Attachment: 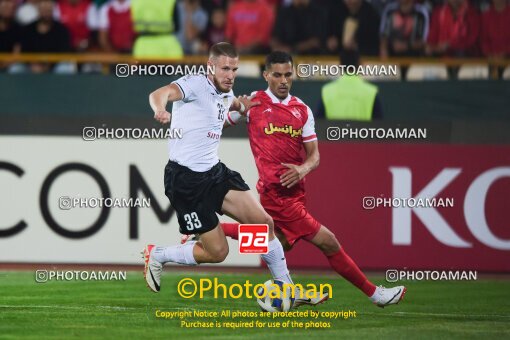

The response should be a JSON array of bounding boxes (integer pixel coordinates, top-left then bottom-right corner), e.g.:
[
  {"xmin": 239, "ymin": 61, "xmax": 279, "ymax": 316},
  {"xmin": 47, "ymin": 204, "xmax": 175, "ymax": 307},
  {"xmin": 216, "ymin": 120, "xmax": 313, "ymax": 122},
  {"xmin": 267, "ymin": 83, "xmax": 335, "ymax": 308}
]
[
  {"xmin": 370, "ymin": 285, "xmax": 407, "ymax": 308},
  {"xmin": 292, "ymin": 287, "xmax": 329, "ymax": 308},
  {"xmin": 143, "ymin": 244, "xmax": 162, "ymax": 293}
]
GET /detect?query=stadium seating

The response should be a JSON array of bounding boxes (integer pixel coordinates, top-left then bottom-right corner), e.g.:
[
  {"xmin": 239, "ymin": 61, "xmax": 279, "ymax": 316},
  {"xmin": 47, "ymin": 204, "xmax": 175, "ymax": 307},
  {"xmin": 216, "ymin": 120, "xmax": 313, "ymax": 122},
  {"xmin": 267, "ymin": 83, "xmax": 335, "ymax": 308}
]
[
  {"xmin": 406, "ymin": 64, "xmax": 449, "ymax": 81},
  {"xmin": 457, "ymin": 65, "xmax": 490, "ymax": 80}
]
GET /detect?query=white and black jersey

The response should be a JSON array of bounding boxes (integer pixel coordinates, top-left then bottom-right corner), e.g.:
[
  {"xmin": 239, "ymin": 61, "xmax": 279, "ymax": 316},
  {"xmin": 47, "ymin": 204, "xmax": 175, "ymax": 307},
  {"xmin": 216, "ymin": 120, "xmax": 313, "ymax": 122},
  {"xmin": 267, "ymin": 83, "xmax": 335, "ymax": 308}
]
[
  {"xmin": 163, "ymin": 74, "xmax": 249, "ymax": 233},
  {"xmin": 169, "ymin": 74, "xmax": 235, "ymax": 172}
]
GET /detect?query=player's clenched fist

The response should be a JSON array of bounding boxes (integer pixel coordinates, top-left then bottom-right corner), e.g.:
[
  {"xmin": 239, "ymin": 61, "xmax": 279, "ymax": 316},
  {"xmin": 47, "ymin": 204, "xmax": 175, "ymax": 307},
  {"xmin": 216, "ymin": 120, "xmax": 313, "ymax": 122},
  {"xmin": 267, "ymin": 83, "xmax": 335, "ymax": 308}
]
[{"xmin": 154, "ymin": 110, "xmax": 171, "ymax": 124}]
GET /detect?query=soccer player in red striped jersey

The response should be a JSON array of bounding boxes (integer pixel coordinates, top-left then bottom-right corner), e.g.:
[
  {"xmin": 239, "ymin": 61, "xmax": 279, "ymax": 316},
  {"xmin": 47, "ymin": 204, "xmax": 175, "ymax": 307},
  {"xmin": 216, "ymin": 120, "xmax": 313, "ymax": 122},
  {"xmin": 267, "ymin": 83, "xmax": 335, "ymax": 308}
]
[{"xmin": 222, "ymin": 51, "xmax": 407, "ymax": 308}]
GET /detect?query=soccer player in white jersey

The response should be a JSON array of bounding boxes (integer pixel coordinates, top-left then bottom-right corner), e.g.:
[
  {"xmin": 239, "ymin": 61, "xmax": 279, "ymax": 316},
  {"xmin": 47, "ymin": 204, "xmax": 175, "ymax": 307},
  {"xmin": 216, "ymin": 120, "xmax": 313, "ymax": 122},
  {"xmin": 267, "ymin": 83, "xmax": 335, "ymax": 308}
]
[{"xmin": 143, "ymin": 43, "xmax": 294, "ymax": 298}]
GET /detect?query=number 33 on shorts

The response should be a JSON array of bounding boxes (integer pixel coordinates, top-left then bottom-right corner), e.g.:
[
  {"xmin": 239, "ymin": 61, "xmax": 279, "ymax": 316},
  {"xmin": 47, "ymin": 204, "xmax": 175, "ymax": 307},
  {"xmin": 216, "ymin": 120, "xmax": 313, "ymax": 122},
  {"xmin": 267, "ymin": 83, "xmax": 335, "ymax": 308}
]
[{"xmin": 183, "ymin": 212, "xmax": 202, "ymax": 231}]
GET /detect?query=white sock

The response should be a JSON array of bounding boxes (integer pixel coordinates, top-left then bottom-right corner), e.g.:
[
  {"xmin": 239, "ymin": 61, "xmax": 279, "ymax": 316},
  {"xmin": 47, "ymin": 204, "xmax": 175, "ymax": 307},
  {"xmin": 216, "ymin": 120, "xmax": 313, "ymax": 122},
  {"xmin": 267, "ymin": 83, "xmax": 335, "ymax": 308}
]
[
  {"xmin": 261, "ymin": 238, "xmax": 293, "ymax": 284},
  {"xmin": 152, "ymin": 241, "xmax": 198, "ymax": 265}
]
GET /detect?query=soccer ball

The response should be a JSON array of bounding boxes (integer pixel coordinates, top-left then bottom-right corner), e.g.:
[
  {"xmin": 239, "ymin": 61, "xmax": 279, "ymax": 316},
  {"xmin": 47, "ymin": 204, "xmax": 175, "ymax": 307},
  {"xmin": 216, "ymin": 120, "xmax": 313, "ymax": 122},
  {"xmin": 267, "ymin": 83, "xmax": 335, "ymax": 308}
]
[{"xmin": 256, "ymin": 279, "xmax": 294, "ymax": 312}]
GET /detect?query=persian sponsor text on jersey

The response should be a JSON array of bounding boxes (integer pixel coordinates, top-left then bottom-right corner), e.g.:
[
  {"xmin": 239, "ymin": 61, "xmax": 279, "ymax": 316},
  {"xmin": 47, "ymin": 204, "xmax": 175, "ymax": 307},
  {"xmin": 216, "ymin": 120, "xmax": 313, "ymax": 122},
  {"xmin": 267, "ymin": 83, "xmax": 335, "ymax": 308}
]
[{"xmin": 264, "ymin": 123, "xmax": 303, "ymax": 138}]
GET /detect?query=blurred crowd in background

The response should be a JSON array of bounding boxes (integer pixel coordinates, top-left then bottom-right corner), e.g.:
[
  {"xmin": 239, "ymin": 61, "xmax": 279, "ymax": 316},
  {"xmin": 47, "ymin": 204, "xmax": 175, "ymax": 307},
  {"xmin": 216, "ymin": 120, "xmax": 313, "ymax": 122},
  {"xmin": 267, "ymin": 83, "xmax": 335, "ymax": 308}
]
[
  {"xmin": 0, "ymin": 0, "xmax": 510, "ymax": 58},
  {"xmin": 0, "ymin": 0, "xmax": 508, "ymax": 117},
  {"xmin": 0, "ymin": 0, "xmax": 509, "ymax": 67}
]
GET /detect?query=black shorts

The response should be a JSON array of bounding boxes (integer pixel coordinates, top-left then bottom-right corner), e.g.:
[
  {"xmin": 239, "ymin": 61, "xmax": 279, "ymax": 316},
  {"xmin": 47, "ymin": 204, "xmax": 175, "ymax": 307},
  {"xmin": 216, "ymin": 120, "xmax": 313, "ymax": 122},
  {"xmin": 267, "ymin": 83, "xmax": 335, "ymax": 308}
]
[{"xmin": 164, "ymin": 160, "xmax": 250, "ymax": 235}]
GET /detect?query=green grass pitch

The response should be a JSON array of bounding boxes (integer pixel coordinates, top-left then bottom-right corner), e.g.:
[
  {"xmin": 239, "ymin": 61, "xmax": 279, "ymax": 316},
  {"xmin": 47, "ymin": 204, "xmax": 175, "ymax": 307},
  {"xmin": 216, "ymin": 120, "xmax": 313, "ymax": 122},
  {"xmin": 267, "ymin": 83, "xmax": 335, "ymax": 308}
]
[{"xmin": 1, "ymin": 270, "xmax": 509, "ymax": 339}]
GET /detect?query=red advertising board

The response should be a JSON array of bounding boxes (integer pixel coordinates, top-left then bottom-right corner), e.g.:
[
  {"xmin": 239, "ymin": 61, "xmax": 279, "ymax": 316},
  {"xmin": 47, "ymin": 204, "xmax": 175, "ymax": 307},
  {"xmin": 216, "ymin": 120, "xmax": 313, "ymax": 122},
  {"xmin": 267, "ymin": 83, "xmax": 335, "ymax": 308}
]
[{"xmin": 285, "ymin": 143, "xmax": 510, "ymax": 272}]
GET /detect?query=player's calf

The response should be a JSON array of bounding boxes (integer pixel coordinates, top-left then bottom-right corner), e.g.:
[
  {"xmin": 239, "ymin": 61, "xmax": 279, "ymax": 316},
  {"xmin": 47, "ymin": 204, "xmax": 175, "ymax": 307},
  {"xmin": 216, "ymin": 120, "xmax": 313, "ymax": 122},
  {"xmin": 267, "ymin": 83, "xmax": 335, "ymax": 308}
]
[
  {"xmin": 191, "ymin": 224, "xmax": 230, "ymax": 263},
  {"xmin": 311, "ymin": 227, "xmax": 340, "ymax": 255},
  {"xmin": 310, "ymin": 226, "xmax": 378, "ymax": 297},
  {"xmin": 201, "ymin": 242, "xmax": 229, "ymax": 263},
  {"xmin": 222, "ymin": 190, "xmax": 293, "ymax": 284},
  {"xmin": 275, "ymin": 230, "xmax": 293, "ymax": 251}
]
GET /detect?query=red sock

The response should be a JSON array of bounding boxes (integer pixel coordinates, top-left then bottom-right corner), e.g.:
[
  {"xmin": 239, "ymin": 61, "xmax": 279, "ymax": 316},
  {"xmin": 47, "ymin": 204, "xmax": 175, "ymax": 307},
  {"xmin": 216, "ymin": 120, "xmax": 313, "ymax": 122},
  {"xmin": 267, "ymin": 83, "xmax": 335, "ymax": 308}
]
[
  {"xmin": 327, "ymin": 247, "xmax": 376, "ymax": 297},
  {"xmin": 221, "ymin": 222, "xmax": 239, "ymax": 240}
]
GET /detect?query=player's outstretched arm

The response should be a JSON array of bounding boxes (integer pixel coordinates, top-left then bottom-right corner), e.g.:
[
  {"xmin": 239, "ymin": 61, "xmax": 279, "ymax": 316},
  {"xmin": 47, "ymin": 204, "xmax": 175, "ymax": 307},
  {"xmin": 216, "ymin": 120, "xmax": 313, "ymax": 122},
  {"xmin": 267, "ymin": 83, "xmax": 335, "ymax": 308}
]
[
  {"xmin": 230, "ymin": 95, "xmax": 260, "ymax": 116},
  {"xmin": 149, "ymin": 84, "xmax": 183, "ymax": 124},
  {"xmin": 224, "ymin": 95, "xmax": 261, "ymax": 129},
  {"xmin": 280, "ymin": 141, "xmax": 320, "ymax": 188}
]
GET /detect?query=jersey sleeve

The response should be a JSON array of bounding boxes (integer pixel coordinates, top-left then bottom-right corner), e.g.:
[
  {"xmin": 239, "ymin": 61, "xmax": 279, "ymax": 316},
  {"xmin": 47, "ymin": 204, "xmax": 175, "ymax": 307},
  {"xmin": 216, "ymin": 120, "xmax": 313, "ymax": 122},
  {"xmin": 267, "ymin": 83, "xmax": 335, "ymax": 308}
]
[
  {"xmin": 226, "ymin": 111, "xmax": 247, "ymax": 125},
  {"xmin": 171, "ymin": 75, "xmax": 203, "ymax": 102},
  {"xmin": 302, "ymin": 106, "xmax": 317, "ymax": 143}
]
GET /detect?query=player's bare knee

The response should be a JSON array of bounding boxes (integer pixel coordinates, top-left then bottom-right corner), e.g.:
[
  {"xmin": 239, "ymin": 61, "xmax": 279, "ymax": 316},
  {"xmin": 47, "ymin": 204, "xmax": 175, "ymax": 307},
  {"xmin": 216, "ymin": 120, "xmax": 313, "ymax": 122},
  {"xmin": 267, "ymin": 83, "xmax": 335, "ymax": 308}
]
[
  {"xmin": 318, "ymin": 231, "xmax": 340, "ymax": 254},
  {"xmin": 281, "ymin": 241, "xmax": 292, "ymax": 252},
  {"xmin": 325, "ymin": 239, "xmax": 341, "ymax": 254},
  {"xmin": 266, "ymin": 217, "xmax": 275, "ymax": 234},
  {"xmin": 264, "ymin": 213, "xmax": 274, "ymax": 229},
  {"xmin": 207, "ymin": 243, "xmax": 229, "ymax": 263},
  {"xmin": 215, "ymin": 245, "xmax": 230, "ymax": 263},
  {"xmin": 272, "ymin": 230, "xmax": 290, "ymax": 250},
  {"xmin": 221, "ymin": 245, "xmax": 229, "ymax": 261},
  {"xmin": 209, "ymin": 252, "xmax": 225, "ymax": 263}
]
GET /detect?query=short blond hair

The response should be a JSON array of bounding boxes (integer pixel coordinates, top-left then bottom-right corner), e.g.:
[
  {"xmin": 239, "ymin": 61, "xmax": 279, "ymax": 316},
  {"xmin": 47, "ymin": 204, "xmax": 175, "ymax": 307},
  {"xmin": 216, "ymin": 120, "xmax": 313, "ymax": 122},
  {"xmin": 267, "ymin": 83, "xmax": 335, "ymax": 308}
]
[{"xmin": 209, "ymin": 42, "xmax": 238, "ymax": 59}]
